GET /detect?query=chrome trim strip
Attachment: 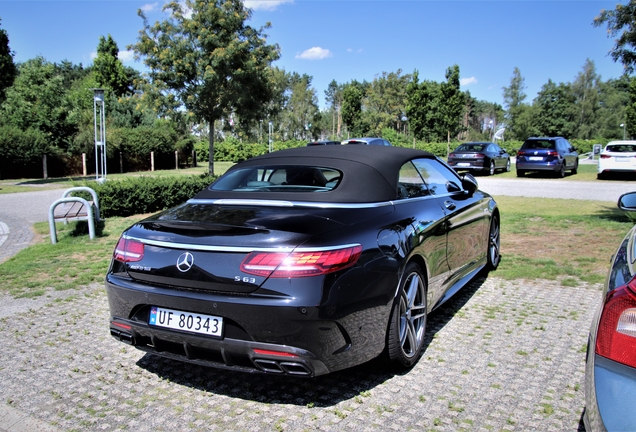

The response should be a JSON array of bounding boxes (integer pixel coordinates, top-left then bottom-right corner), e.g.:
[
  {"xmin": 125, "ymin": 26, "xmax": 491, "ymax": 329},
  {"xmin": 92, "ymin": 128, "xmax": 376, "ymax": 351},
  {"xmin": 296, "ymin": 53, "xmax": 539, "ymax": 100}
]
[
  {"xmin": 124, "ymin": 235, "xmax": 361, "ymax": 253},
  {"xmin": 187, "ymin": 198, "xmax": 393, "ymax": 209}
]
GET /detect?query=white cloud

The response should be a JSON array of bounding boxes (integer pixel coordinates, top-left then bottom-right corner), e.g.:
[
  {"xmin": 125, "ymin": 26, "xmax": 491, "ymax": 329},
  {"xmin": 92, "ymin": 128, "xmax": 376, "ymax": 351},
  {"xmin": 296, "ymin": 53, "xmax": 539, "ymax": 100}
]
[
  {"xmin": 347, "ymin": 48, "xmax": 363, "ymax": 54},
  {"xmin": 295, "ymin": 47, "xmax": 332, "ymax": 60},
  {"xmin": 140, "ymin": 2, "xmax": 159, "ymax": 13},
  {"xmin": 90, "ymin": 51, "xmax": 97, "ymax": 60},
  {"xmin": 244, "ymin": 0, "xmax": 293, "ymax": 11},
  {"xmin": 118, "ymin": 50, "xmax": 135, "ymax": 63},
  {"xmin": 460, "ymin": 77, "xmax": 478, "ymax": 86}
]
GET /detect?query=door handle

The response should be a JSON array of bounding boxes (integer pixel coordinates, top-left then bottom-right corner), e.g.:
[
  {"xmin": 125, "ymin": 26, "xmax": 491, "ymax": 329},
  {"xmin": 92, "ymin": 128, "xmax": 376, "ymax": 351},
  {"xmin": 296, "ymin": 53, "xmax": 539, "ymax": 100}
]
[{"xmin": 444, "ymin": 201, "xmax": 456, "ymax": 210}]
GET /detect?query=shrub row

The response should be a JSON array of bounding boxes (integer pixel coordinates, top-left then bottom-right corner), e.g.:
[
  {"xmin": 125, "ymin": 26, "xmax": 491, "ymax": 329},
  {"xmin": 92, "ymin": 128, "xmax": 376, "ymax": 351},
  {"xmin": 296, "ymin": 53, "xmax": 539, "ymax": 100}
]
[{"xmin": 78, "ymin": 174, "xmax": 217, "ymax": 218}]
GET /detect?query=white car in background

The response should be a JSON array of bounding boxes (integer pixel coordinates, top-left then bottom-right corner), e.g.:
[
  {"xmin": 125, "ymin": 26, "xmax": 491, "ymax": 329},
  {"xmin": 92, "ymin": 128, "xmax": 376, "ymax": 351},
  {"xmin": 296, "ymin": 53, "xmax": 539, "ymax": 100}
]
[{"xmin": 598, "ymin": 140, "xmax": 636, "ymax": 179}]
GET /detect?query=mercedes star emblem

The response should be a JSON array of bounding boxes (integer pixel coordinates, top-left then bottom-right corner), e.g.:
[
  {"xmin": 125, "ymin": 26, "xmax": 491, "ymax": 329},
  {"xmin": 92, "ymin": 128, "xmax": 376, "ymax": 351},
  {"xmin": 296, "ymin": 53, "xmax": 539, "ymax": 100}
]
[{"xmin": 176, "ymin": 252, "xmax": 194, "ymax": 272}]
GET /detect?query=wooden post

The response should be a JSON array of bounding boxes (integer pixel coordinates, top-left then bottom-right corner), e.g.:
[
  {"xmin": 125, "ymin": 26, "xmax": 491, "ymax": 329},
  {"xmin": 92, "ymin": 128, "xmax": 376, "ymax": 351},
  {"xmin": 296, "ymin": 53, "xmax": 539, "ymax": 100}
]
[
  {"xmin": 119, "ymin": 151, "xmax": 123, "ymax": 173},
  {"xmin": 82, "ymin": 153, "xmax": 87, "ymax": 176},
  {"xmin": 192, "ymin": 150, "xmax": 197, "ymax": 167},
  {"xmin": 151, "ymin": 151, "xmax": 155, "ymax": 171},
  {"xmin": 42, "ymin": 154, "xmax": 48, "ymax": 179},
  {"xmin": 175, "ymin": 150, "xmax": 179, "ymax": 169}
]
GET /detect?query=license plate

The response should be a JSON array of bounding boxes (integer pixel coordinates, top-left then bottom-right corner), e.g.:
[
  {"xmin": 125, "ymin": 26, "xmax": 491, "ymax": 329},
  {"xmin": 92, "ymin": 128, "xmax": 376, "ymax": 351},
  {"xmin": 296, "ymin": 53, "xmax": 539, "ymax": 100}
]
[
  {"xmin": 529, "ymin": 156, "xmax": 543, "ymax": 161},
  {"xmin": 457, "ymin": 163, "xmax": 470, "ymax": 167},
  {"xmin": 617, "ymin": 157, "xmax": 632, "ymax": 162},
  {"xmin": 149, "ymin": 306, "xmax": 223, "ymax": 337}
]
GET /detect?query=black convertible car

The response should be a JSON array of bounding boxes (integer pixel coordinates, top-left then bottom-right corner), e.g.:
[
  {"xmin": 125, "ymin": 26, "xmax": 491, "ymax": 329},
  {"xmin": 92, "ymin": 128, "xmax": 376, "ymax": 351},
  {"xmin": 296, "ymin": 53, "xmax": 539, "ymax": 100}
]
[{"xmin": 106, "ymin": 145, "xmax": 500, "ymax": 377}]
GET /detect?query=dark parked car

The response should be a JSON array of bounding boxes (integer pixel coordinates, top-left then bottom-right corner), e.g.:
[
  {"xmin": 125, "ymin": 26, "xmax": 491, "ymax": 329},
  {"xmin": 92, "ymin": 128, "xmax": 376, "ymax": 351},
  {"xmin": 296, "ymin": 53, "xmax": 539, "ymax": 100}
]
[
  {"xmin": 447, "ymin": 142, "xmax": 511, "ymax": 175},
  {"xmin": 516, "ymin": 137, "xmax": 579, "ymax": 177},
  {"xmin": 106, "ymin": 145, "xmax": 500, "ymax": 377},
  {"xmin": 307, "ymin": 140, "xmax": 341, "ymax": 146},
  {"xmin": 341, "ymin": 137, "xmax": 392, "ymax": 146},
  {"xmin": 584, "ymin": 191, "xmax": 636, "ymax": 431}
]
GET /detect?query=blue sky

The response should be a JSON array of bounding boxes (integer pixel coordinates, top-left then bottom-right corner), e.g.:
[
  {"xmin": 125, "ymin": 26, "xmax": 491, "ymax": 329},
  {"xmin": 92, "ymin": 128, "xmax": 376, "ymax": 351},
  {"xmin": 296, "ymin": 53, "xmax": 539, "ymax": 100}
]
[{"xmin": 0, "ymin": 0, "xmax": 628, "ymax": 109}]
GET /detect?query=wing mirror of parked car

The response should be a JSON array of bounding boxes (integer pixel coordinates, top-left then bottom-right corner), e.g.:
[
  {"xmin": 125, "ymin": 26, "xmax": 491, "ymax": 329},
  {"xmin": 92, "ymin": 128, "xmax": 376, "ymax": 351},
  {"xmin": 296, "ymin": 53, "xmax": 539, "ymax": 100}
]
[
  {"xmin": 460, "ymin": 173, "xmax": 478, "ymax": 195},
  {"xmin": 618, "ymin": 192, "xmax": 636, "ymax": 211}
]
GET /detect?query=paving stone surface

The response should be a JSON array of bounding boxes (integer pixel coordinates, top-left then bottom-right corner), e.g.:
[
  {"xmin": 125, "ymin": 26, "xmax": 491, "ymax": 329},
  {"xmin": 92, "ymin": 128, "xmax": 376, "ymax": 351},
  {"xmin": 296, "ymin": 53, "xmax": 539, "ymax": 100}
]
[{"xmin": 0, "ymin": 275, "xmax": 599, "ymax": 431}]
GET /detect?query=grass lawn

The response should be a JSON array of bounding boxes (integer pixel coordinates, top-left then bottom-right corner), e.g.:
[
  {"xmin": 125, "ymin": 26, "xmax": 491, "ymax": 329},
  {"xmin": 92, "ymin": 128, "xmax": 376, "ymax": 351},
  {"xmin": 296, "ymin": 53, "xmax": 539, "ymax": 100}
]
[
  {"xmin": 0, "ymin": 194, "xmax": 632, "ymax": 298},
  {"xmin": 495, "ymin": 195, "xmax": 630, "ymax": 285}
]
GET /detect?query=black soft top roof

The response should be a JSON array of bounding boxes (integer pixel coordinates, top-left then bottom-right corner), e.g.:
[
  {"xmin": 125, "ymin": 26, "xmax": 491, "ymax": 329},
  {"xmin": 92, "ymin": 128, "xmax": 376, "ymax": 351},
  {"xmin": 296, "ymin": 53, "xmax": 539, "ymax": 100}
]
[{"xmin": 194, "ymin": 145, "xmax": 437, "ymax": 203}]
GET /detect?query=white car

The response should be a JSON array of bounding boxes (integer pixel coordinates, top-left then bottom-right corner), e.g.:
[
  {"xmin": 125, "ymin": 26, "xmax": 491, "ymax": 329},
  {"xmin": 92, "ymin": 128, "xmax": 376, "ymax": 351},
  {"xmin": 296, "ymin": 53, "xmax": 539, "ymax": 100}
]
[{"xmin": 598, "ymin": 140, "xmax": 636, "ymax": 179}]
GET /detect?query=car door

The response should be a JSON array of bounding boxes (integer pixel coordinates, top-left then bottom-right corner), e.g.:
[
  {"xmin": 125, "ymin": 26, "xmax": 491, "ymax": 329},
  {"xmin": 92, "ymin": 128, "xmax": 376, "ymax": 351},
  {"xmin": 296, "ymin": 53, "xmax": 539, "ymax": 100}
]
[
  {"xmin": 489, "ymin": 144, "xmax": 504, "ymax": 170},
  {"xmin": 560, "ymin": 139, "xmax": 575, "ymax": 169},
  {"xmin": 411, "ymin": 158, "xmax": 490, "ymax": 307}
]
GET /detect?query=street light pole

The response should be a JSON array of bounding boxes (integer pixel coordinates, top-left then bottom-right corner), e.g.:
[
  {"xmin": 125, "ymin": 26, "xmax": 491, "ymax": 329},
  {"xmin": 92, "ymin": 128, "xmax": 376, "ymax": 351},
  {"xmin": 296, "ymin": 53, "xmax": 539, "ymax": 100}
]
[
  {"xmin": 621, "ymin": 123, "xmax": 627, "ymax": 140},
  {"xmin": 92, "ymin": 88, "xmax": 107, "ymax": 183}
]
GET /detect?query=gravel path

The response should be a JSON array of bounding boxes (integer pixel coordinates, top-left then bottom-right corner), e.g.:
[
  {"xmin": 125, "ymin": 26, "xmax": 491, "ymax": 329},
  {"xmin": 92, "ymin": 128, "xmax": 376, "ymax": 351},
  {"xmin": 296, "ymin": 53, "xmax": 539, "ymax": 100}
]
[{"xmin": 0, "ymin": 276, "xmax": 597, "ymax": 431}]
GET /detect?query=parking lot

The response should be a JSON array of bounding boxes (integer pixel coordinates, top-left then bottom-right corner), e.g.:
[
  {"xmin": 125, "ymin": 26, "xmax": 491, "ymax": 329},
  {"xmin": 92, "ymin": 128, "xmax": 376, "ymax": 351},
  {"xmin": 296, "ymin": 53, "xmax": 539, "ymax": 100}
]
[{"xmin": 0, "ymin": 272, "xmax": 598, "ymax": 431}]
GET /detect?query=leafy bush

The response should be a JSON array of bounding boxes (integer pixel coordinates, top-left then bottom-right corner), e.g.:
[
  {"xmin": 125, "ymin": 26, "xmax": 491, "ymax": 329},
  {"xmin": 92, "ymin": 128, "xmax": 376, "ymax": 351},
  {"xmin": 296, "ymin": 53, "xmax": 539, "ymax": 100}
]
[
  {"xmin": 78, "ymin": 174, "xmax": 217, "ymax": 218},
  {"xmin": 0, "ymin": 125, "xmax": 48, "ymax": 162}
]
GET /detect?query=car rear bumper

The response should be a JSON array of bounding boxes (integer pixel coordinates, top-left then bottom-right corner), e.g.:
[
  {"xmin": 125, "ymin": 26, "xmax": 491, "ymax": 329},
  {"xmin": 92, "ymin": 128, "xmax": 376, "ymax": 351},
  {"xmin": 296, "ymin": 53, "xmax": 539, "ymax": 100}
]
[
  {"xmin": 516, "ymin": 161, "xmax": 561, "ymax": 172},
  {"xmin": 585, "ymin": 354, "xmax": 636, "ymax": 431},
  {"xmin": 447, "ymin": 161, "xmax": 486, "ymax": 171},
  {"xmin": 105, "ymin": 274, "xmax": 392, "ymax": 377},
  {"xmin": 598, "ymin": 162, "xmax": 636, "ymax": 174}
]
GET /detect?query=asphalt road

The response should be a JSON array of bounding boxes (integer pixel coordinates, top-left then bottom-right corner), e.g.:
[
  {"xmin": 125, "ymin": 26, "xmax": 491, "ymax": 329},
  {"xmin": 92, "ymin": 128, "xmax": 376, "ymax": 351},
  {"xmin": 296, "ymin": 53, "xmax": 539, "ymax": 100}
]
[
  {"xmin": 477, "ymin": 176, "xmax": 636, "ymax": 202},
  {"xmin": 0, "ymin": 174, "xmax": 632, "ymax": 431}
]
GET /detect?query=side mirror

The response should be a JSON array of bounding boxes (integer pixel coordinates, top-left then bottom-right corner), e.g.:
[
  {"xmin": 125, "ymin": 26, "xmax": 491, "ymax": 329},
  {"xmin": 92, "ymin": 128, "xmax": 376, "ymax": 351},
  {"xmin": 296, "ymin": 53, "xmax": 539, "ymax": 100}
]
[
  {"xmin": 618, "ymin": 192, "xmax": 636, "ymax": 211},
  {"xmin": 460, "ymin": 173, "xmax": 478, "ymax": 195}
]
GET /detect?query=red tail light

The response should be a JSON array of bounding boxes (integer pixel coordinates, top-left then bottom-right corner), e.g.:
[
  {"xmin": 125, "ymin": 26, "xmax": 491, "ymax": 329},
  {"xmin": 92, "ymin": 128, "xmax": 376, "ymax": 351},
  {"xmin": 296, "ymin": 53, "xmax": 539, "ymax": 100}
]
[
  {"xmin": 252, "ymin": 348, "xmax": 298, "ymax": 358},
  {"xmin": 546, "ymin": 150, "xmax": 559, "ymax": 156},
  {"xmin": 240, "ymin": 245, "xmax": 362, "ymax": 278},
  {"xmin": 517, "ymin": 150, "xmax": 526, "ymax": 156},
  {"xmin": 449, "ymin": 153, "xmax": 456, "ymax": 158},
  {"xmin": 596, "ymin": 277, "xmax": 636, "ymax": 368},
  {"xmin": 474, "ymin": 153, "xmax": 485, "ymax": 158},
  {"xmin": 114, "ymin": 237, "xmax": 145, "ymax": 263},
  {"xmin": 600, "ymin": 154, "xmax": 611, "ymax": 159}
]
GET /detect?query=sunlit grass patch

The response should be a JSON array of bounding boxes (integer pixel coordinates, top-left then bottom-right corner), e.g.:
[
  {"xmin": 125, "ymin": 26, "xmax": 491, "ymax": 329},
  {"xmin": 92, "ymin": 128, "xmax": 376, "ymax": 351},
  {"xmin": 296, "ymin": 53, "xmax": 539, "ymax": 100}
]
[{"xmin": 0, "ymin": 215, "xmax": 145, "ymax": 297}]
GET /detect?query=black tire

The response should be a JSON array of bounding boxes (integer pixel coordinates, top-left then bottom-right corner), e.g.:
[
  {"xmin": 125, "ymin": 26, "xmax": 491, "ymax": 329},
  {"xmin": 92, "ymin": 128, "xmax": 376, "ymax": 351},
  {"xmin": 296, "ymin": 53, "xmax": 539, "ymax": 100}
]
[
  {"xmin": 386, "ymin": 263, "xmax": 427, "ymax": 369},
  {"xmin": 597, "ymin": 172, "xmax": 605, "ymax": 180},
  {"xmin": 557, "ymin": 163, "xmax": 566, "ymax": 178},
  {"xmin": 487, "ymin": 160, "xmax": 495, "ymax": 176},
  {"xmin": 516, "ymin": 169, "xmax": 525, "ymax": 177},
  {"xmin": 571, "ymin": 160, "xmax": 579, "ymax": 175},
  {"xmin": 486, "ymin": 214, "xmax": 500, "ymax": 271},
  {"xmin": 505, "ymin": 158, "xmax": 511, "ymax": 172}
]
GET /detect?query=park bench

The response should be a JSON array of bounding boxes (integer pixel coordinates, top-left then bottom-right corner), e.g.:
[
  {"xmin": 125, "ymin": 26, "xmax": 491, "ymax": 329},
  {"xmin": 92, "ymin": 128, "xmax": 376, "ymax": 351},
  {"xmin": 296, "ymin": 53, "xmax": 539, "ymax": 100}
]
[{"xmin": 48, "ymin": 186, "xmax": 101, "ymax": 244}]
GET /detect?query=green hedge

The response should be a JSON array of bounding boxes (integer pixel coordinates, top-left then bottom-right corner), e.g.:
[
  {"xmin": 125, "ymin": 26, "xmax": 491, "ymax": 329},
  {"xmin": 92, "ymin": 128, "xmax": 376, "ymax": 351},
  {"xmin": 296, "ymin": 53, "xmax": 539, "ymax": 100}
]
[{"xmin": 78, "ymin": 174, "xmax": 217, "ymax": 218}]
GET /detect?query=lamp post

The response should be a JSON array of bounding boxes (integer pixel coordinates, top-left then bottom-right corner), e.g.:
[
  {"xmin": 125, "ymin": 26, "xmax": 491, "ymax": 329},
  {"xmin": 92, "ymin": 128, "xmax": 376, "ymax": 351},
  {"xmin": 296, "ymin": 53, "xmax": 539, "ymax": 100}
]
[
  {"xmin": 621, "ymin": 123, "xmax": 626, "ymax": 140},
  {"xmin": 268, "ymin": 121, "xmax": 273, "ymax": 153},
  {"xmin": 92, "ymin": 88, "xmax": 107, "ymax": 183}
]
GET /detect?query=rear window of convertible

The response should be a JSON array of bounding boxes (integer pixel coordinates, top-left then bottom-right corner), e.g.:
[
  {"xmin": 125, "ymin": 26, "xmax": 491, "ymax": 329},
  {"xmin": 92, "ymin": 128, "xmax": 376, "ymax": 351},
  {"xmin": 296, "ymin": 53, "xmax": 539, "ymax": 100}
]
[{"xmin": 210, "ymin": 166, "xmax": 342, "ymax": 192}]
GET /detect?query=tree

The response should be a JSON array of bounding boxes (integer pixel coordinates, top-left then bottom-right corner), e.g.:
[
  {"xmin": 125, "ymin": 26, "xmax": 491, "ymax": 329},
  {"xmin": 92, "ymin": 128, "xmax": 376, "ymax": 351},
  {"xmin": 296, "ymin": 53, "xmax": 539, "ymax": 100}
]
[
  {"xmin": 325, "ymin": 80, "xmax": 343, "ymax": 138},
  {"xmin": 280, "ymin": 73, "xmax": 319, "ymax": 140},
  {"xmin": 594, "ymin": 1, "xmax": 636, "ymax": 73},
  {"xmin": 440, "ymin": 65, "xmax": 465, "ymax": 149},
  {"xmin": 364, "ymin": 70, "xmax": 411, "ymax": 135},
  {"xmin": 93, "ymin": 35, "xmax": 129, "ymax": 97},
  {"xmin": 571, "ymin": 59, "xmax": 601, "ymax": 139},
  {"xmin": 406, "ymin": 71, "xmax": 443, "ymax": 142},
  {"xmin": 502, "ymin": 67, "xmax": 527, "ymax": 140},
  {"xmin": 341, "ymin": 80, "xmax": 365, "ymax": 137},
  {"xmin": 626, "ymin": 77, "xmax": 636, "ymax": 139},
  {"xmin": 0, "ymin": 57, "xmax": 75, "ymax": 151},
  {"xmin": 0, "ymin": 18, "xmax": 17, "ymax": 103},
  {"xmin": 596, "ymin": 76, "xmax": 630, "ymax": 139},
  {"xmin": 532, "ymin": 79, "xmax": 577, "ymax": 138},
  {"xmin": 131, "ymin": 0, "xmax": 280, "ymax": 175}
]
